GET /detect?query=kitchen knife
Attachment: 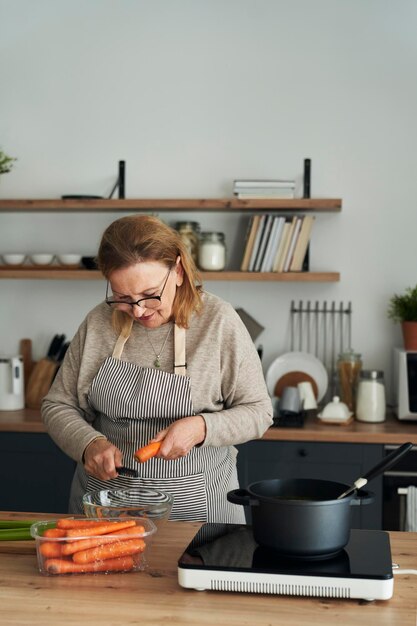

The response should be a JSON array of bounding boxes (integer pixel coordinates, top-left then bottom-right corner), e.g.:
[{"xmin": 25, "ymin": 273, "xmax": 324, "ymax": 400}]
[{"xmin": 46, "ymin": 334, "xmax": 66, "ymax": 361}]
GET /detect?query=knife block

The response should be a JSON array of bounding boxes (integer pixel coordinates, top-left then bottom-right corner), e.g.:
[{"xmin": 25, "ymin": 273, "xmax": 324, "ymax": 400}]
[{"xmin": 25, "ymin": 359, "xmax": 60, "ymax": 410}]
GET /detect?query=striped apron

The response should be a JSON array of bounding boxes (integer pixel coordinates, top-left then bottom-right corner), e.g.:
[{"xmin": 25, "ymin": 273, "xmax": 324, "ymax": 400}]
[{"xmin": 68, "ymin": 322, "xmax": 244, "ymax": 523}]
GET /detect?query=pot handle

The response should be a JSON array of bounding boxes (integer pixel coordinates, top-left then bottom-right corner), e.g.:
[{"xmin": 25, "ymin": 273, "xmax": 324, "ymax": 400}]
[
  {"xmin": 227, "ymin": 489, "xmax": 260, "ymax": 507},
  {"xmin": 350, "ymin": 489, "xmax": 375, "ymax": 506}
]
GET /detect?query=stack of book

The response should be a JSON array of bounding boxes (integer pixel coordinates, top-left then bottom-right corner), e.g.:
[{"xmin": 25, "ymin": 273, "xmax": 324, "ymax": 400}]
[
  {"xmin": 240, "ymin": 214, "xmax": 315, "ymax": 273},
  {"xmin": 233, "ymin": 180, "xmax": 295, "ymax": 199}
]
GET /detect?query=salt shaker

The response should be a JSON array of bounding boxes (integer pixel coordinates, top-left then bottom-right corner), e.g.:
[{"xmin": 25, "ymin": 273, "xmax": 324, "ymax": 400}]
[{"xmin": 356, "ymin": 370, "xmax": 386, "ymax": 423}]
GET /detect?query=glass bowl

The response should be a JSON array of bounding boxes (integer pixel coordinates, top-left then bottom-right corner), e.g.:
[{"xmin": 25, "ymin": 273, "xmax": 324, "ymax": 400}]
[
  {"xmin": 82, "ymin": 488, "xmax": 174, "ymax": 526},
  {"xmin": 30, "ymin": 517, "xmax": 156, "ymax": 576}
]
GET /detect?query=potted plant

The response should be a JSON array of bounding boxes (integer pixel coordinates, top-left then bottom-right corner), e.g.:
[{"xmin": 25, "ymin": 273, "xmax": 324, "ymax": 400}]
[
  {"xmin": 388, "ymin": 285, "xmax": 417, "ymax": 350},
  {"xmin": 0, "ymin": 149, "xmax": 17, "ymax": 175}
]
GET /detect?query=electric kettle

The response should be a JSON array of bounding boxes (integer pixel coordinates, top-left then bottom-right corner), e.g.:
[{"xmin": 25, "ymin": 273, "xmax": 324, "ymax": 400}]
[{"xmin": 0, "ymin": 356, "xmax": 24, "ymax": 410}]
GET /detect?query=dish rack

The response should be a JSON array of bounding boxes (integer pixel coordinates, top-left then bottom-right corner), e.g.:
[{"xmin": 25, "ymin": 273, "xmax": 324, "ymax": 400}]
[{"xmin": 290, "ymin": 300, "xmax": 353, "ymax": 402}]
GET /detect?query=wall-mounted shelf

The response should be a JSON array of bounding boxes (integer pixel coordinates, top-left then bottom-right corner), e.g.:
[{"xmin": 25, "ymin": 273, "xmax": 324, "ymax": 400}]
[
  {"xmin": 0, "ymin": 267, "xmax": 340, "ymax": 282},
  {"xmin": 0, "ymin": 198, "xmax": 342, "ymax": 213},
  {"xmin": 0, "ymin": 197, "xmax": 341, "ymax": 282}
]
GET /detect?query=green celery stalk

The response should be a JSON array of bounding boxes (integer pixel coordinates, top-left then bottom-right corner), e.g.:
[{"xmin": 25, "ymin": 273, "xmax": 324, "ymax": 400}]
[
  {"xmin": 0, "ymin": 527, "xmax": 33, "ymax": 541},
  {"xmin": 0, "ymin": 520, "xmax": 37, "ymax": 529}
]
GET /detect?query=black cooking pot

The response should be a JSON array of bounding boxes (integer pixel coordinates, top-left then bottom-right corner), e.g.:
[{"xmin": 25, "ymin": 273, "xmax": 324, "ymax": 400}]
[{"xmin": 227, "ymin": 478, "xmax": 374, "ymax": 558}]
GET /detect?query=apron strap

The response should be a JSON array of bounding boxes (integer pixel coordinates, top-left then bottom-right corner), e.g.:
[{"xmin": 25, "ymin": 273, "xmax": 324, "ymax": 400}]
[
  {"xmin": 174, "ymin": 325, "xmax": 187, "ymax": 376},
  {"xmin": 112, "ymin": 319, "xmax": 187, "ymax": 376},
  {"xmin": 112, "ymin": 317, "xmax": 134, "ymax": 359}
]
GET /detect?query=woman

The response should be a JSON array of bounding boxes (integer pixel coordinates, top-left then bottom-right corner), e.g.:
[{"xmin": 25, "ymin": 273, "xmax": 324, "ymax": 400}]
[{"xmin": 42, "ymin": 215, "xmax": 273, "ymax": 522}]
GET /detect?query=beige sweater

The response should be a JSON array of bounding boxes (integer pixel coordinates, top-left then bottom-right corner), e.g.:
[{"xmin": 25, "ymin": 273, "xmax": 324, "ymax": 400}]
[{"xmin": 42, "ymin": 291, "xmax": 273, "ymax": 463}]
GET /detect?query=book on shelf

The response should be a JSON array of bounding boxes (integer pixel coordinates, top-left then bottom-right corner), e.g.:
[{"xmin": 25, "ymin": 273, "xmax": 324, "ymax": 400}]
[
  {"xmin": 233, "ymin": 179, "xmax": 295, "ymax": 189},
  {"xmin": 236, "ymin": 189, "xmax": 295, "ymax": 199},
  {"xmin": 253, "ymin": 214, "xmax": 275, "ymax": 272},
  {"xmin": 289, "ymin": 215, "xmax": 316, "ymax": 272},
  {"xmin": 283, "ymin": 216, "xmax": 303, "ymax": 272},
  {"xmin": 240, "ymin": 215, "xmax": 261, "ymax": 271},
  {"xmin": 234, "ymin": 179, "xmax": 295, "ymax": 200},
  {"xmin": 272, "ymin": 220, "xmax": 292, "ymax": 272},
  {"xmin": 260, "ymin": 216, "xmax": 285, "ymax": 272},
  {"xmin": 247, "ymin": 214, "xmax": 267, "ymax": 271},
  {"xmin": 274, "ymin": 215, "xmax": 300, "ymax": 272}
]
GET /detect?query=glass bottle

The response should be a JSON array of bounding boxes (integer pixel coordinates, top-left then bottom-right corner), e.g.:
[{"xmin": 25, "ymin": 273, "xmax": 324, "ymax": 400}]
[
  {"xmin": 198, "ymin": 232, "xmax": 226, "ymax": 271},
  {"xmin": 337, "ymin": 350, "xmax": 362, "ymax": 413},
  {"xmin": 176, "ymin": 221, "xmax": 200, "ymax": 264},
  {"xmin": 356, "ymin": 370, "xmax": 386, "ymax": 423}
]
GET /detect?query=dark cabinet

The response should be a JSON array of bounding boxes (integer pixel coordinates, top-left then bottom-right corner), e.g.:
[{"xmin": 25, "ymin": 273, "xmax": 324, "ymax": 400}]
[
  {"xmin": 0, "ymin": 432, "xmax": 75, "ymax": 513},
  {"xmin": 236, "ymin": 440, "xmax": 384, "ymax": 530}
]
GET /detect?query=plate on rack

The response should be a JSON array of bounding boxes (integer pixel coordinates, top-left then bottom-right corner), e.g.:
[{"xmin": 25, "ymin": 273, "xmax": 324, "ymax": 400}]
[{"xmin": 266, "ymin": 351, "xmax": 328, "ymax": 402}]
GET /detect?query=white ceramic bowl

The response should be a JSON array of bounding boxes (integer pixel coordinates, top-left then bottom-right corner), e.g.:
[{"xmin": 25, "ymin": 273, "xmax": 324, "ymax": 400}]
[
  {"xmin": 57, "ymin": 254, "xmax": 82, "ymax": 266},
  {"xmin": 30, "ymin": 254, "xmax": 54, "ymax": 265},
  {"xmin": 2, "ymin": 253, "xmax": 26, "ymax": 265}
]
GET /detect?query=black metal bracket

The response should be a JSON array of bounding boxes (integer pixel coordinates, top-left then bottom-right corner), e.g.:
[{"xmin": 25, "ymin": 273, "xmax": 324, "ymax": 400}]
[{"xmin": 108, "ymin": 160, "xmax": 126, "ymax": 199}]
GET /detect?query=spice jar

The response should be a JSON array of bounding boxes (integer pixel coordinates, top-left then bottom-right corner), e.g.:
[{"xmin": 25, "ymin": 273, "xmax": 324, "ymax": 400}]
[
  {"xmin": 176, "ymin": 221, "xmax": 200, "ymax": 264},
  {"xmin": 198, "ymin": 232, "xmax": 226, "ymax": 271},
  {"xmin": 337, "ymin": 350, "xmax": 362, "ymax": 413},
  {"xmin": 356, "ymin": 370, "xmax": 386, "ymax": 423}
]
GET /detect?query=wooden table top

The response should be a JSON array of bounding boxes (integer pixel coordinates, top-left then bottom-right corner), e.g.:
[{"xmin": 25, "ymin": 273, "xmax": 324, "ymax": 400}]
[
  {"xmin": 0, "ymin": 511, "xmax": 416, "ymax": 626},
  {"xmin": 1, "ymin": 408, "xmax": 417, "ymax": 445}
]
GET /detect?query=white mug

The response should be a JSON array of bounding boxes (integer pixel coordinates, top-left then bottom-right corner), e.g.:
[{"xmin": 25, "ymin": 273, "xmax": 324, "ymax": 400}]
[
  {"xmin": 279, "ymin": 386, "xmax": 301, "ymax": 414},
  {"xmin": 0, "ymin": 356, "xmax": 25, "ymax": 410},
  {"xmin": 297, "ymin": 381, "xmax": 318, "ymax": 410}
]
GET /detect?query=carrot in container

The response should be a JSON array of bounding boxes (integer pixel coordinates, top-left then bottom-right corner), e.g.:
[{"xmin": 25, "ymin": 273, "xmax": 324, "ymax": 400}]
[
  {"xmin": 39, "ymin": 541, "xmax": 65, "ymax": 558},
  {"xmin": 61, "ymin": 526, "xmax": 145, "ymax": 556},
  {"xmin": 72, "ymin": 538, "xmax": 146, "ymax": 564},
  {"xmin": 43, "ymin": 528, "xmax": 67, "ymax": 538},
  {"xmin": 45, "ymin": 555, "xmax": 134, "ymax": 575},
  {"xmin": 65, "ymin": 520, "xmax": 136, "ymax": 539},
  {"xmin": 56, "ymin": 519, "xmax": 112, "ymax": 530}
]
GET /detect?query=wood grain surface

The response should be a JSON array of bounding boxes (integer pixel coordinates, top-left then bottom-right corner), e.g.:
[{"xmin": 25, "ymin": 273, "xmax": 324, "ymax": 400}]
[
  {"xmin": 1, "ymin": 409, "xmax": 417, "ymax": 444},
  {"xmin": 0, "ymin": 511, "xmax": 416, "ymax": 626}
]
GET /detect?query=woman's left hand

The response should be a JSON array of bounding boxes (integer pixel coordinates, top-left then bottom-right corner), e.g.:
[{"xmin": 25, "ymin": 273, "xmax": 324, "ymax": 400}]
[{"xmin": 152, "ymin": 415, "xmax": 206, "ymax": 460}]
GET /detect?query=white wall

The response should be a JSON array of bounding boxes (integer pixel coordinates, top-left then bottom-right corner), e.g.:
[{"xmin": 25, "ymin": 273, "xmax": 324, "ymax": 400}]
[{"xmin": 1, "ymin": 0, "xmax": 417, "ymax": 400}]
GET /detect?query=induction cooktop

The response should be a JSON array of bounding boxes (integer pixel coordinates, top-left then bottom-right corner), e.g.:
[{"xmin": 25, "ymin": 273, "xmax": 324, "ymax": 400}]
[{"xmin": 177, "ymin": 523, "xmax": 394, "ymax": 601}]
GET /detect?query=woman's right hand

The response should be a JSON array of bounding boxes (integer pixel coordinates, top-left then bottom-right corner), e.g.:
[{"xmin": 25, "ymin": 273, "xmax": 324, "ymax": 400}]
[{"xmin": 83, "ymin": 437, "xmax": 123, "ymax": 480}]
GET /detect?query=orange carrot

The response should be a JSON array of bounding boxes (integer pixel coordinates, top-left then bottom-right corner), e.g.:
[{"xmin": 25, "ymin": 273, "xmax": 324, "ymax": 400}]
[
  {"xmin": 110, "ymin": 524, "xmax": 145, "ymax": 537},
  {"xmin": 56, "ymin": 519, "xmax": 111, "ymax": 530},
  {"xmin": 72, "ymin": 538, "xmax": 146, "ymax": 564},
  {"xmin": 65, "ymin": 520, "xmax": 136, "ymax": 539},
  {"xmin": 39, "ymin": 541, "xmax": 65, "ymax": 558},
  {"xmin": 43, "ymin": 528, "xmax": 67, "ymax": 538},
  {"xmin": 134, "ymin": 441, "xmax": 161, "ymax": 463},
  {"xmin": 62, "ymin": 524, "xmax": 146, "ymax": 556},
  {"xmin": 45, "ymin": 555, "xmax": 134, "ymax": 575}
]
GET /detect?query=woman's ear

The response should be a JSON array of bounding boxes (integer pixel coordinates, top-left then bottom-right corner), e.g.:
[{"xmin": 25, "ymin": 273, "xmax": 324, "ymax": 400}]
[{"xmin": 175, "ymin": 256, "xmax": 184, "ymax": 286}]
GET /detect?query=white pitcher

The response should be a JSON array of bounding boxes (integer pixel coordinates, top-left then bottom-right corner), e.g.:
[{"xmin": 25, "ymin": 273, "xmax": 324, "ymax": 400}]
[{"xmin": 0, "ymin": 356, "xmax": 24, "ymax": 410}]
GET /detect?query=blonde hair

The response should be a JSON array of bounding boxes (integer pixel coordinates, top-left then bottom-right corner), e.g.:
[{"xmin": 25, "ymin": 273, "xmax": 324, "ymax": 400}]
[{"xmin": 97, "ymin": 214, "xmax": 203, "ymax": 331}]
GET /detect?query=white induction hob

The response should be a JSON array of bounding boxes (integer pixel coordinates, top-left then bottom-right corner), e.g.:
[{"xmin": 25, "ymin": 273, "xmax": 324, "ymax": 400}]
[{"xmin": 178, "ymin": 523, "xmax": 394, "ymax": 601}]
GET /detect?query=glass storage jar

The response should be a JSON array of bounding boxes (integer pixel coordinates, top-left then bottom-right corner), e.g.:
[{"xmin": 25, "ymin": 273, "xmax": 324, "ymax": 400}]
[
  {"xmin": 176, "ymin": 221, "xmax": 200, "ymax": 264},
  {"xmin": 198, "ymin": 232, "xmax": 226, "ymax": 271},
  {"xmin": 356, "ymin": 370, "xmax": 386, "ymax": 423},
  {"xmin": 337, "ymin": 349, "xmax": 362, "ymax": 413}
]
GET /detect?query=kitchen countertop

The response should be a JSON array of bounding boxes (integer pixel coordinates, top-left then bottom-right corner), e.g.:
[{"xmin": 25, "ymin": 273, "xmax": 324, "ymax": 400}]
[
  {"xmin": 1, "ymin": 408, "xmax": 417, "ymax": 444},
  {"xmin": 0, "ymin": 511, "xmax": 416, "ymax": 626}
]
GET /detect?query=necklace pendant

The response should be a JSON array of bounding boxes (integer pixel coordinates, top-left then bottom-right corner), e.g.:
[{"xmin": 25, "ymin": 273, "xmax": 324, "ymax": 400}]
[{"xmin": 154, "ymin": 357, "xmax": 161, "ymax": 368}]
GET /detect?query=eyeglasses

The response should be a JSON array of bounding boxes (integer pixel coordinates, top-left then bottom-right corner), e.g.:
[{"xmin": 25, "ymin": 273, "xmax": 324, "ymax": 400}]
[{"xmin": 105, "ymin": 269, "xmax": 171, "ymax": 310}]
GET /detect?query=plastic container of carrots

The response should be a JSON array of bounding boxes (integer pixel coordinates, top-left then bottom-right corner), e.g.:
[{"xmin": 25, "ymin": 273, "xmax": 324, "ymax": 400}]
[{"xmin": 30, "ymin": 517, "xmax": 157, "ymax": 576}]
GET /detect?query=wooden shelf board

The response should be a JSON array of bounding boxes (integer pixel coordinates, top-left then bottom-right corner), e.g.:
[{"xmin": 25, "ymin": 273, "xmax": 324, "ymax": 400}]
[
  {"xmin": 0, "ymin": 198, "xmax": 342, "ymax": 212},
  {"xmin": 0, "ymin": 267, "xmax": 340, "ymax": 282}
]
